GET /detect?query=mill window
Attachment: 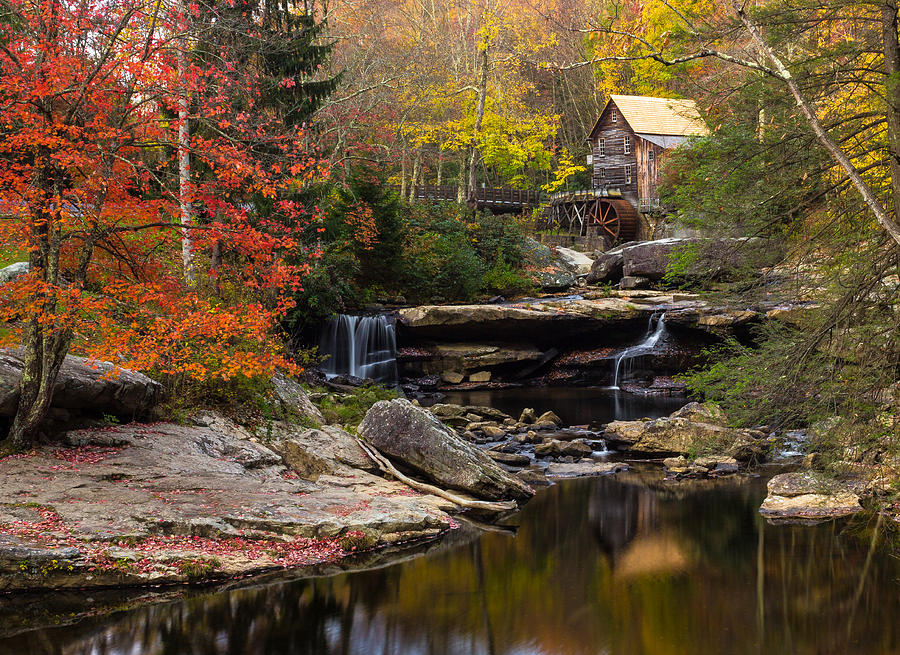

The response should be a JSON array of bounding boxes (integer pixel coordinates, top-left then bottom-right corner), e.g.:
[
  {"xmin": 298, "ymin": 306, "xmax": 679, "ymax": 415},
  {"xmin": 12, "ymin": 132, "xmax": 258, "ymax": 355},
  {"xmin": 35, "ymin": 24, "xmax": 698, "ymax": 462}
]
[
  {"xmin": 623, "ymin": 136, "xmax": 631, "ymax": 154},
  {"xmin": 611, "ymin": 108, "xmax": 617, "ymax": 122},
  {"xmin": 624, "ymin": 165, "xmax": 632, "ymax": 184},
  {"xmin": 597, "ymin": 138, "xmax": 605, "ymax": 157}
]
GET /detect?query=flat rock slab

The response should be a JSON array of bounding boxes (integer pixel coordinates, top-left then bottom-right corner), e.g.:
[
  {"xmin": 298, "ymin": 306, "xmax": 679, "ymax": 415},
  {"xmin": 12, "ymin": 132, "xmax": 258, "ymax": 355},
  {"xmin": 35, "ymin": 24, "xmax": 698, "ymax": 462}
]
[
  {"xmin": 546, "ymin": 461, "xmax": 629, "ymax": 478},
  {"xmin": 0, "ymin": 418, "xmax": 452, "ymax": 590},
  {"xmin": 759, "ymin": 472, "xmax": 864, "ymax": 521}
]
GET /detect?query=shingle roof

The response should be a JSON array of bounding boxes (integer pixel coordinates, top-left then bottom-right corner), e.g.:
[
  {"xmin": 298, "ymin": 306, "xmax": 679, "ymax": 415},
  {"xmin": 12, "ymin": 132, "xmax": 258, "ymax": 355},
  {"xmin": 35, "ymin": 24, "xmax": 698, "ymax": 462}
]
[{"xmin": 589, "ymin": 95, "xmax": 709, "ymax": 139}]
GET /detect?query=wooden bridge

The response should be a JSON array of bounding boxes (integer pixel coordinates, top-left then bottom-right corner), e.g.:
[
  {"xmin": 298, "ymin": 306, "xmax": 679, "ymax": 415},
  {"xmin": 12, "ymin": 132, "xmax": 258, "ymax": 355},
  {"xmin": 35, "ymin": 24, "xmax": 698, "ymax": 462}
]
[{"xmin": 403, "ymin": 185, "xmax": 542, "ymax": 213}]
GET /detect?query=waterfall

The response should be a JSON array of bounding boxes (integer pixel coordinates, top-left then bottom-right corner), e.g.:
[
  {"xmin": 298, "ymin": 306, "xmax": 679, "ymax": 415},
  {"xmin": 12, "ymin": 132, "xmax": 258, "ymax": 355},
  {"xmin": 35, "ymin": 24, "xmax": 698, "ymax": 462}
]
[
  {"xmin": 610, "ymin": 313, "xmax": 667, "ymax": 390},
  {"xmin": 319, "ymin": 314, "xmax": 398, "ymax": 383}
]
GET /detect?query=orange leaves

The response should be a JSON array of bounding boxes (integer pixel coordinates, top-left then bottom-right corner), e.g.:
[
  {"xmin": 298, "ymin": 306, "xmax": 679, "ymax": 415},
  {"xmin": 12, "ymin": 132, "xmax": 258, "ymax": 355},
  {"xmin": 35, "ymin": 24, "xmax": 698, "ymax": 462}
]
[{"xmin": 344, "ymin": 202, "xmax": 378, "ymax": 250}]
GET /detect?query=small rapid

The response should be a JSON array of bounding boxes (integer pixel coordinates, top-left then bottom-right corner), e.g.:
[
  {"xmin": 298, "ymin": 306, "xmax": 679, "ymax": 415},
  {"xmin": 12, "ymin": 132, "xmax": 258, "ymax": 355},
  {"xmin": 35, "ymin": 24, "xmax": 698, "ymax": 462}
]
[{"xmin": 610, "ymin": 313, "xmax": 667, "ymax": 389}]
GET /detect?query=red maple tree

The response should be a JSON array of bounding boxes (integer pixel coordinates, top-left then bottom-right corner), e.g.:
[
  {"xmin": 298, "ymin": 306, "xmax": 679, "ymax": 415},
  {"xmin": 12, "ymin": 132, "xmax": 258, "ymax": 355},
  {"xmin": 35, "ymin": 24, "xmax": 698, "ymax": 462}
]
[{"xmin": 0, "ymin": 0, "xmax": 325, "ymax": 446}]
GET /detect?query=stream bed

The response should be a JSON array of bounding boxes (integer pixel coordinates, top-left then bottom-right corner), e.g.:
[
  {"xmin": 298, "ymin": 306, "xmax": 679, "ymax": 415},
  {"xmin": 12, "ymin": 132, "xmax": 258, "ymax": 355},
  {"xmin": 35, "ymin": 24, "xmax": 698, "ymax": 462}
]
[{"xmin": 3, "ymin": 468, "xmax": 898, "ymax": 654}]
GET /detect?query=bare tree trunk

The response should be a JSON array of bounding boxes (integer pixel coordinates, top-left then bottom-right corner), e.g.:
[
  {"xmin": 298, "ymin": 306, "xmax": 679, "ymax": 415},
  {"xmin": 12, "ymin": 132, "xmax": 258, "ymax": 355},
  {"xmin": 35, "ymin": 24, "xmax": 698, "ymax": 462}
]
[
  {"xmin": 731, "ymin": 0, "xmax": 900, "ymax": 247},
  {"xmin": 399, "ymin": 148, "xmax": 408, "ymax": 200},
  {"xmin": 409, "ymin": 148, "xmax": 421, "ymax": 203},
  {"xmin": 436, "ymin": 151, "xmax": 443, "ymax": 186},
  {"xmin": 457, "ymin": 153, "xmax": 467, "ymax": 203},
  {"xmin": 177, "ymin": 0, "xmax": 195, "ymax": 285},
  {"xmin": 466, "ymin": 41, "xmax": 489, "ymax": 209}
]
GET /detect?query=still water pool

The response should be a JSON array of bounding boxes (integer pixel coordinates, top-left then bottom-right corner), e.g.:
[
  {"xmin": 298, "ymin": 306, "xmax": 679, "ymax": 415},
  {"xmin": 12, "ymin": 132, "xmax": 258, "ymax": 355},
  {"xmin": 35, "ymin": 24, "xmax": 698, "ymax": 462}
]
[{"xmin": 3, "ymin": 467, "xmax": 897, "ymax": 655}]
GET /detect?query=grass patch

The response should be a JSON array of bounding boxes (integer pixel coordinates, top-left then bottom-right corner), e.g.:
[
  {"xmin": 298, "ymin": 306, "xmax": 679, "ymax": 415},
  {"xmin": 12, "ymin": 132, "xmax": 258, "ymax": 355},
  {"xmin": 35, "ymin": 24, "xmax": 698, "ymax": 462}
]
[{"xmin": 317, "ymin": 384, "xmax": 399, "ymax": 429}]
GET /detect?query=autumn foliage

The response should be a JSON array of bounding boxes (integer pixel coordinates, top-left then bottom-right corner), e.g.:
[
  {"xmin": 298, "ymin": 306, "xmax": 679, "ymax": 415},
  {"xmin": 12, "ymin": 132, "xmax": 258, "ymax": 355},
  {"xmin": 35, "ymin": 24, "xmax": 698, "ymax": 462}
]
[{"xmin": 0, "ymin": 0, "xmax": 326, "ymax": 443}]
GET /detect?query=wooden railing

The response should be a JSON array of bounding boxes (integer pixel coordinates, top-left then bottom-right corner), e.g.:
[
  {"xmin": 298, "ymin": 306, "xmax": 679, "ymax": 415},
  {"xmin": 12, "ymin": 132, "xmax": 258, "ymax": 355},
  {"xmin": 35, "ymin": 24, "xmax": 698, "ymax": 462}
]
[{"xmin": 402, "ymin": 184, "xmax": 542, "ymax": 209}]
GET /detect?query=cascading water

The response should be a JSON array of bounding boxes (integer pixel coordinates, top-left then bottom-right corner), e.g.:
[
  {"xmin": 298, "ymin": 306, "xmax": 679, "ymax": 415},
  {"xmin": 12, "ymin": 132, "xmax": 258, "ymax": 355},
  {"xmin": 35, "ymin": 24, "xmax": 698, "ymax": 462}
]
[
  {"xmin": 610, "ymin": 313, "xmax": 667, "ymax": 390},
  {"xmin": 319, "ymin": 314, "xmax": 398, "ymax": 384}
]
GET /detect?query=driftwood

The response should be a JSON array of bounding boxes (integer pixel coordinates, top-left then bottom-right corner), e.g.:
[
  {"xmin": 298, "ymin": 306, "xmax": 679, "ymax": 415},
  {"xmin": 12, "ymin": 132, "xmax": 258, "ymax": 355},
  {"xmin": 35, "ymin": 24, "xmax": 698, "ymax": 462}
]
[{"xmin": 354, "ymin": 435, "xmax": 518, "ymax": 514}]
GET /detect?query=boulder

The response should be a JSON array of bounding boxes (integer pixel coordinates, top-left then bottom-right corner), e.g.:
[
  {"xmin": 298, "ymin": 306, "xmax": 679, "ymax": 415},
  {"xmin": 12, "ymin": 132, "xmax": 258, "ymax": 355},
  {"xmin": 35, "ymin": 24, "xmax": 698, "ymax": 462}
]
[
  {"xmin": 519, "ymin": 408, "xmax": 537, "ymax": 424},
  {"xmin": 270, "ymin": 374, "xmax": 324, "ymax": 426},
  {"xmin": 604, "ymin": 417, "xmax": 739, "ymax": 455},
  {"xmin": 270, "ymin": 425, "xmax": 378, "ymax": 480},
  {"xmin": 516, "ymin": 468, "xmax": 552, "ymax": 487},
  {"xmin": 759, "ymin": 472, "xmax": 863, "ymax": 520},
  {"xmin": 357, "ymin": 399, "xmax": 533, "ymax": 501},
  {"xmin": 586, "ymin": 251, "xmax": 624, "ymax": 284},
  {"xmin": 0, "ymin": 349, "xmax": 162, "ymax": 419},
  {"xmin": 621, "ymin": 239, "xmax": 694, "ymax": 280},
  {"xmin": 670, "ymin": 401, "xmax": 727, "ymax": 426},
  {"xmin": 619, "ymin": 276, "xmax": 650, "ymax": 290},
  {"xmin": 523, "ymin": 238, "xmax": 576, "ymax": 290},
  {"xmin": 0, "ymin": 262, "xmax": 29, "ymax": 284},
  {"xmin": 469, "ymin": 371, "xmax": 491, "ymax": 383},
  {"xmin": 441, "ymin": 371, "xmax": 465, "ymax": 384},
  {"xmin": 536, "ymin": 410, "xmax": 562, "ymax": 426},
  {"xmin": 534, "ymin": 439, "xmax": 593, "ymax": 458},
  {"xmin": 554, "ymin": 247, "xmax": 594, "ymax": 275}
]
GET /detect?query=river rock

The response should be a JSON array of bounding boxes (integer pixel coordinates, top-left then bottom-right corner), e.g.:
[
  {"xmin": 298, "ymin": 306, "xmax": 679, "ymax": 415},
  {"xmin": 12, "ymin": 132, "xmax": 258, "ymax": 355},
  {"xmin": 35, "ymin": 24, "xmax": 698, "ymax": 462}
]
[
  {"xmin": 469, "ymin": 371, "xmax": 491, "ymax": 382},
  {"xmin": 358, "ymin": 399, "xmax": 533, "ymax": 501},
  {"xmin": 536, "ymin": 411, "xmax": 562, "ymax": 426},
  {"xmin": 481, "ymin": 425, "xmax": 507, "ymax": 439},
  {"xmin": 0, "ymin": 348, "xmax": 162, "ymax": 419},
  {"xmin": 586, "ymin": 251, "xmax": 624, "ymax": 284},
  {"xmin": 486, "ymin": 451, "xmax": 531, "ymax": 467},
  {"xmin": 759, "ymin": 472, "xmax": 863, "ymax": 520},
  {"xmin": 519, "ymin": 408, "xmax": 537, "ymax": 424},
  {"xmin": 554, "ymin": 247, "xmax": 594, "ymax": 275},
  {"xmin": 546, "ymin": 461, "xmax": 628, "ymax": 477},
  {"xmin": 270, "ymin": 374, "xmax": 324, "ymax": 425},
  {"xmin": 619, "ymin": 276, "xmax": 650, "ymax": 290},
  {"xmin": 603, "ymin": 416, "xmax": 744, "ymax": 455},
  {"xmin": 0, "ymin": 415, "xmax": 454, "ymax": 590},
  {"xmin": 670, "ymin": 402, "xmax": 727, "ymax": 426},
  {"xmin": 516, "ymin": 468, "xmax": 552, "ymax": 486},
  {"xmin": 534, "ymin": 439, "xmax": 593, "ymax": 458}
]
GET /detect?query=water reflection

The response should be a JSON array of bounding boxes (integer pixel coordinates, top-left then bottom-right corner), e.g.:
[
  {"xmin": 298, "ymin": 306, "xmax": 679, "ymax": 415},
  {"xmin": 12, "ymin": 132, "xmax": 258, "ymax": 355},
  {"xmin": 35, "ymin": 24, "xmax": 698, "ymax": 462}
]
[{"xmin": 4, "ymin": 471, "xmax": 898, "ymax": 655}]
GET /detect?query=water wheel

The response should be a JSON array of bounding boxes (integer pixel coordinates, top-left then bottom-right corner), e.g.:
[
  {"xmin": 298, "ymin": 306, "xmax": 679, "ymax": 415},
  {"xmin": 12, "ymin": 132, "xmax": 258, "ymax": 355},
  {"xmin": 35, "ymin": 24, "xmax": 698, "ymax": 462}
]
[{"xmin": 588, "ymin": 198, "xmax": 639, "ymax": 247}]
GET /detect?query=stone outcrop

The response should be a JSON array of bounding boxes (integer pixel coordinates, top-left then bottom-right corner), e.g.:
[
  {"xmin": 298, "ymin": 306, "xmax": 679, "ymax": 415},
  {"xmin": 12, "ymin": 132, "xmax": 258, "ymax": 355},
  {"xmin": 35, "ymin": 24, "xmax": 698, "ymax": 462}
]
[
  {"xmin": 522, "ymin": 238, "xmax": 576, "ymax": 290},
  {"xmin": 759, "ymin": 472, "xmax": 864, "ymax": 521},
  {"xmin": 0, "ymin": 349, "xmax": 162, "ymax": 419},
  {"xmin": 663, "ymin": 455, "xmax": 740, "ymax": 479},
  {"xmin": 270, "ymin": 374, "xmax": 325, "ymax": 425},
  {"xmin": 269, "ymin": 424, "xmax": 379, "ymax": 480},
  {"xmin": 358, "ymin": 399, "xmax": 533, "ymax": 501},
  {"xmin": 603, "ymin": 403, "xmax": 765, "ymax": 457},
  {"xmin": 0, "ymin": 414, "xmax": 453, "ymax": 590}
]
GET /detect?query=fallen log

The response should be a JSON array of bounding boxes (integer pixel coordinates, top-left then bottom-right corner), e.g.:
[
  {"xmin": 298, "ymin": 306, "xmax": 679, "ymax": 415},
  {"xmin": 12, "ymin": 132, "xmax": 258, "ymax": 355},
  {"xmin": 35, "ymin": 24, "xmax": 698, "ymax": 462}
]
[{"xmin": 353, "ymin": 434, "xmax": 518, "ymax": 514}]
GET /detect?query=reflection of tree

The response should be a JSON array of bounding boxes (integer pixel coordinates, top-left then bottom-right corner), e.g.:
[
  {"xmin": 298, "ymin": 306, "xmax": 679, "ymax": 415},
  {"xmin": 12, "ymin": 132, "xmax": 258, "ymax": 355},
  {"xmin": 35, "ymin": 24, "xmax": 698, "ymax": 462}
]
[
  {"xmin": 6, "ymin": 477, "xmax": 900, "ymax": 655},
  {"xmin": 588, "ymin": 477, "xmax": 658, "ymax": 567}
]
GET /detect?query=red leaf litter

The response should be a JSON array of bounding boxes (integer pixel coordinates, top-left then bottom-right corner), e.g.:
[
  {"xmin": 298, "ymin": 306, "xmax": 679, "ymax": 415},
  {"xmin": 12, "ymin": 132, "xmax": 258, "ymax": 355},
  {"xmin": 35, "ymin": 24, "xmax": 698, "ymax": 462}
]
[{"xmin": 0, "ymin": 504, "xmax": 355, "ymax": 576}]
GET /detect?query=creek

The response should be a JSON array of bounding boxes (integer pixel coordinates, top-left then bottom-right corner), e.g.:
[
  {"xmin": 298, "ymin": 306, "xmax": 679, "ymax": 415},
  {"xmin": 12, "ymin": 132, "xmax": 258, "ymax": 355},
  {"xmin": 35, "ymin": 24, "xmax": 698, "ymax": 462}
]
[{"xmin": 2, "ymin": 391, "xmax": 898, "ymax": 655}]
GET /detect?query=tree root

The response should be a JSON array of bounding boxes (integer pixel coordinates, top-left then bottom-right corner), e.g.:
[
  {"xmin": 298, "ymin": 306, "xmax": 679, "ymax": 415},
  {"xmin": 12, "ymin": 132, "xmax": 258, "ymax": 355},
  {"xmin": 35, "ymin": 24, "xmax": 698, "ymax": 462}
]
[{"xmin": 353, "ymin": 436, "xmax": 518, "ymax": 514}]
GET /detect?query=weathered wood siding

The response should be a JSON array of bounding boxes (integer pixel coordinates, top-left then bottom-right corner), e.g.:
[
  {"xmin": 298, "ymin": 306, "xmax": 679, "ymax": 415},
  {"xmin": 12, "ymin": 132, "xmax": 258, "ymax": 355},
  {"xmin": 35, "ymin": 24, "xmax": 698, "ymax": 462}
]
[
  {"xmin": 635, "ymin": 138, "xmax": 665, "ymax": 200},
  {"xmin": 591, "ymin": 100, "xmax": 638, "ymax": 196}
]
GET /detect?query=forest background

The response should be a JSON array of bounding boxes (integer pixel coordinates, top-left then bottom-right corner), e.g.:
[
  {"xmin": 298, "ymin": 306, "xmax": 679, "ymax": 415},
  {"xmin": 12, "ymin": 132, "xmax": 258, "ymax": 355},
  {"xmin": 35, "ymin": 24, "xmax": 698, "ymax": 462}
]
[{"xmin": 0, "ymin": 0, "xmax": 897, "ymax": 466}]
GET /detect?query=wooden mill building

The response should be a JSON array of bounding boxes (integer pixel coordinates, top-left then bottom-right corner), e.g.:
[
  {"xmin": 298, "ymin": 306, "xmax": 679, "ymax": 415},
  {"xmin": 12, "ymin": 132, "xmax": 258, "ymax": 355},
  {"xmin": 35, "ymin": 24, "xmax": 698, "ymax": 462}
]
[{"xmin": 546, "ymin": 94, "xmax": 708, "ymax": 248}]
